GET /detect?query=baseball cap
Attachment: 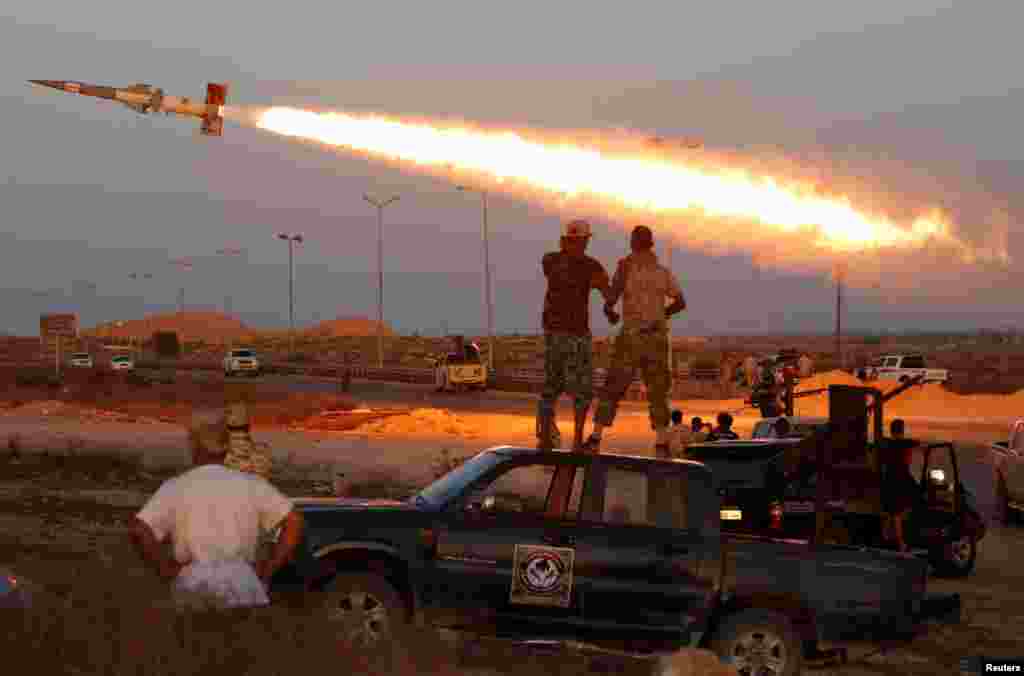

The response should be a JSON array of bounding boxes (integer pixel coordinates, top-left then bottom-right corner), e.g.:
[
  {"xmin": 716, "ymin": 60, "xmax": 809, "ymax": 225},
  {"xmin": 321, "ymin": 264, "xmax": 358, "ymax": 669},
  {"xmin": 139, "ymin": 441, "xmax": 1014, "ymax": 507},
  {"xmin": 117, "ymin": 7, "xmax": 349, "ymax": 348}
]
[{"xmin": 562, "ymin": 219, "xmax": 592, "ymax": 238}]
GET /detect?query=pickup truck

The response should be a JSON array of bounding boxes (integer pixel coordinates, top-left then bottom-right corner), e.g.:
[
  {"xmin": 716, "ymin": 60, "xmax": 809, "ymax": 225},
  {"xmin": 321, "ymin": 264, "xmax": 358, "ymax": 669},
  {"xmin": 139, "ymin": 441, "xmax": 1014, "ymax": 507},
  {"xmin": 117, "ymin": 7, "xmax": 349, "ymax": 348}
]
[
  {"xmin": 991, "ymin": 420, "xmax": 1024, "ymax": 523},
  {"xmin": 268, "ymin": 446, "xmax": 959, "ymax": 675},
  {"xmin": 861, "ymin": 355, "xmax": 949, "ymax": 384},
  {"xmin": 688, "ymin": 438, "xmax": 986, "ymax": 577}
]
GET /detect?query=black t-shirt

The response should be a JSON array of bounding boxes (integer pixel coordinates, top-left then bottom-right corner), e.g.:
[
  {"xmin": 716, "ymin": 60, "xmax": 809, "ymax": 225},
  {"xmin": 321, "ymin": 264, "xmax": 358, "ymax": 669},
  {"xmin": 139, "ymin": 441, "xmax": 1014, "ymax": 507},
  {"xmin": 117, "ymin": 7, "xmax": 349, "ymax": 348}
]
[{"xmin": 541, "ymin": 251, "xmax": 609, "ymax": 335}]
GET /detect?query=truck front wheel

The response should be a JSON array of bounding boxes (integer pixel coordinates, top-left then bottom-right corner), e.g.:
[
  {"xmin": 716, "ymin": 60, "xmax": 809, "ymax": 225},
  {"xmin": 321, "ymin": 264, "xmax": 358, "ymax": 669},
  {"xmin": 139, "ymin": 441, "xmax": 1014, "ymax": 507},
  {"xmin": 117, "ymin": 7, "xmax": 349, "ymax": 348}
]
[
  {"xmin": 709, "ymin": 609, "xmax": 802, "ymax": 676},
  {"xmin": 319, "ymin": 573, "xmax": 407, "ymax": 651}
]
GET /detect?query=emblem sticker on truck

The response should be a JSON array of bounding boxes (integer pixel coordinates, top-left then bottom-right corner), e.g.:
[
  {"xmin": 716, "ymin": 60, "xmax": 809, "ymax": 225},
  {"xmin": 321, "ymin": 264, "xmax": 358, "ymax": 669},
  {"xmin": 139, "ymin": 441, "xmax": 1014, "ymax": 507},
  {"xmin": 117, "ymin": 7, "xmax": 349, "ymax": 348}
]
[{"xmin": 510, "ymin": 544, "xmax": 575, "ymax": 608}]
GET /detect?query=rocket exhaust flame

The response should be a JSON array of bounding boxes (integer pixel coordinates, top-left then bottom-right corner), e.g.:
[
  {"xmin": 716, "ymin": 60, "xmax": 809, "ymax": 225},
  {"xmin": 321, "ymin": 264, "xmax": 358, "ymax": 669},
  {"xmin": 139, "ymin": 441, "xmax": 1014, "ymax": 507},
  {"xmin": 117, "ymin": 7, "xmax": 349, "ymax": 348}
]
[{"xmin": 234, "ymin": 105, "xmax": 1003, "ymax": 271}]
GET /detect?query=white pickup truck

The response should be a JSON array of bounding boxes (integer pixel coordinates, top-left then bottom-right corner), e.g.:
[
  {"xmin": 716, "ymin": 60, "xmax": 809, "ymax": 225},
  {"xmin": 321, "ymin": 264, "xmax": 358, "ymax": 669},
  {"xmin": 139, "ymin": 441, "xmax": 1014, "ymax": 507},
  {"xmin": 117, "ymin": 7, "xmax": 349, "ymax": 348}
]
[
  {"xmin": 223, "ymin": 348, "xmax": 261, "ymax": 377},
  {"xmin": 861, "ymin": 354, "xmax": 949, "ymax": 384},
  {"xmin": 991, "ymin": 420, "xmax": 1024, "ymax": 523}
]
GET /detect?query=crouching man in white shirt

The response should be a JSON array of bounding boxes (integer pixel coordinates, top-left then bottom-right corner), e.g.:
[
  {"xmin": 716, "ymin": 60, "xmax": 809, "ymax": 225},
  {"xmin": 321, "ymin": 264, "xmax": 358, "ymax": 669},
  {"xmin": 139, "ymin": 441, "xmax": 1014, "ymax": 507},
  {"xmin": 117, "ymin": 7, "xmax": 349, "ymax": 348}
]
[{"xmin": 129, "ymin": 437, "xmax": 304, "ymax": 610}]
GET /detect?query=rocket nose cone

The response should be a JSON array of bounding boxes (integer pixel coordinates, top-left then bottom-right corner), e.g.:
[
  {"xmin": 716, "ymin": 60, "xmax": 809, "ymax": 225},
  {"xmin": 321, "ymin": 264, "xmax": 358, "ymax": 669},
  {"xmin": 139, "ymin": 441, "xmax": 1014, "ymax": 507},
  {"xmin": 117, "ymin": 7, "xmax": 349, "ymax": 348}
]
[{"xmin": 28, "ymin": 80, "xmax": 65, "ymax": 90}]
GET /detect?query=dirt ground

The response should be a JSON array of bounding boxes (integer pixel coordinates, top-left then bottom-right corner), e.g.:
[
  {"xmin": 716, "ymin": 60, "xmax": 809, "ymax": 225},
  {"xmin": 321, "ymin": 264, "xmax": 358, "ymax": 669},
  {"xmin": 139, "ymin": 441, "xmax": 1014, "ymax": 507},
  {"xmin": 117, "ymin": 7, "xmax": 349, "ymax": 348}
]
[{"xmin": 2, "ymin": 370, "xmax": 1023, "ymax": 674}]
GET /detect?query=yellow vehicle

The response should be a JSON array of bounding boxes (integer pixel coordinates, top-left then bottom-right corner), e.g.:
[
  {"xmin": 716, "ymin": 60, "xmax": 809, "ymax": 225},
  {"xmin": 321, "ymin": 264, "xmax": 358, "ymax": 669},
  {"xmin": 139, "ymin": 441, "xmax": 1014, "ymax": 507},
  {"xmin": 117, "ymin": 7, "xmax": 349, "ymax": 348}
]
[{"xmin": 433, "ymin": 336, "xmax": 487, "ymax": 393}]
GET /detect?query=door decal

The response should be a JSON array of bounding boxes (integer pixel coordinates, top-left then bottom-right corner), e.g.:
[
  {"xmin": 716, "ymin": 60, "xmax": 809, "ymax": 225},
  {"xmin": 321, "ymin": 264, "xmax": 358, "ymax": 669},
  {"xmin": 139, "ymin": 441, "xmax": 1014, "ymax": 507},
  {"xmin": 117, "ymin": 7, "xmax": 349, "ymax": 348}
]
[{"xmin": 510, "ymin": 544, "xmax": 575, "ymax": 608}]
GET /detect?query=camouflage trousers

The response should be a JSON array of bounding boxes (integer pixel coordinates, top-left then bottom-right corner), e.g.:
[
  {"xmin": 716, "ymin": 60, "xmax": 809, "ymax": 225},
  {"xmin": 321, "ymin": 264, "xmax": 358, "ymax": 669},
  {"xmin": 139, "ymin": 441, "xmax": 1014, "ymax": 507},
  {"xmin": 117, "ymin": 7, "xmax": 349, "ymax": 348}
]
[
  {"xmin": 537, "ymin": 333, "xmax": 594, "ymax": 427},
  {"xmin": 594, "ymin": 322, "xmax": 671, "ymax": 430}
]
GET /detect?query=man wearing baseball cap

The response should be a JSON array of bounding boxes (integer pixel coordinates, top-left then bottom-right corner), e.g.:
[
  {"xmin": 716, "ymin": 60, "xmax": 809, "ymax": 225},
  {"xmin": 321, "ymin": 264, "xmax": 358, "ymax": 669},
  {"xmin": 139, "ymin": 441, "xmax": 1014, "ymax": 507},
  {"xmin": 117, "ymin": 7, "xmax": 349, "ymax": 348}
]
[
  {"xmin": 537, "ymin": 219, "xmax": 615, "ymax": 452},
  {"xmin": 586, "ymin": 225, "xmax": 686, "ymax": 458}
]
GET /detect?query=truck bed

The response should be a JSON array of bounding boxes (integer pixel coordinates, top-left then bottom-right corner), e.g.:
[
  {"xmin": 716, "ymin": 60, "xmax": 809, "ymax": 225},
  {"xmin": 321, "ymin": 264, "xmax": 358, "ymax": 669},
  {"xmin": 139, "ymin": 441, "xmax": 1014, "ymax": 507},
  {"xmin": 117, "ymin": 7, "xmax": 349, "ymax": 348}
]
[{"xmin": 721, "ymin": 532, "xmax": 931, "ymax": 639}]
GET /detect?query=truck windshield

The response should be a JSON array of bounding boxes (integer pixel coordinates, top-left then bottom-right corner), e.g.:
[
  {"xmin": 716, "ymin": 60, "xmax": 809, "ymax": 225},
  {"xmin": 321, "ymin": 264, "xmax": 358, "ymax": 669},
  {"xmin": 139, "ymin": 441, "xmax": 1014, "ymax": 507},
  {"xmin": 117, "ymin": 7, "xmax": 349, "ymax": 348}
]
[
  {"xmin": 414, "ymin": 452, "xmax": 506, "ymax": 508},
  {"xmin": 231, "ymin": 350, "xmax": 254, "ymax": 358}
]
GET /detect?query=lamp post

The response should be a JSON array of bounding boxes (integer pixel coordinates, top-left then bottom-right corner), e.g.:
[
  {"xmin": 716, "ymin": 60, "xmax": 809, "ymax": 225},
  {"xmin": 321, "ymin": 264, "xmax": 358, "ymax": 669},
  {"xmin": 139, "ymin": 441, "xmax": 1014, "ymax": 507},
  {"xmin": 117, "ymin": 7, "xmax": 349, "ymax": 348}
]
[
  {"xmin": 363, "ymin": 194, "xmax": 400, "ymax": 369},
  {"xmin": 456, "ymin": 185, "xmax": 494, "ymax": 371},
  {"xmin": 275, "ymin": 233, "xmax": 304, "ymax": 358},
  {"xmin": 129, "ymin": 272, "xmax": 154, "ymax": 356},
  {"xmin": 169, "ymin": 258, "xmax": 193, "ymax": 347}
]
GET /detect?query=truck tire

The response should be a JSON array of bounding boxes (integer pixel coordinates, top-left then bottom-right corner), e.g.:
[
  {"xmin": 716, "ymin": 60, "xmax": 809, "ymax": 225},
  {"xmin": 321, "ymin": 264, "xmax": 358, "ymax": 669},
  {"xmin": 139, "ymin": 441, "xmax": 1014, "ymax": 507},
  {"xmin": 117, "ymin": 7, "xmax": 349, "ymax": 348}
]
[
  {"xmin": 319, "ymin": 573, "xmax": 407, "ymax": 653},
  {"xmin": 709, "ymin": 609, "xmax": 802, "ymax": 676},
  {"xmin": 930, "ymin": 535, "xmax": 976, "ymax": 578}
]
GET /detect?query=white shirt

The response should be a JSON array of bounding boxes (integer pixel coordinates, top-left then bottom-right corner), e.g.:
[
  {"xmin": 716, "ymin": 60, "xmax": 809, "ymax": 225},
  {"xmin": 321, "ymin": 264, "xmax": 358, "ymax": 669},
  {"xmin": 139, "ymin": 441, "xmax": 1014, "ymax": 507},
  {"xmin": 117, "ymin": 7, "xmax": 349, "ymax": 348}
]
[{"xmin": 136, "ymin": 464, "xmax": 293, "ymax": 608}]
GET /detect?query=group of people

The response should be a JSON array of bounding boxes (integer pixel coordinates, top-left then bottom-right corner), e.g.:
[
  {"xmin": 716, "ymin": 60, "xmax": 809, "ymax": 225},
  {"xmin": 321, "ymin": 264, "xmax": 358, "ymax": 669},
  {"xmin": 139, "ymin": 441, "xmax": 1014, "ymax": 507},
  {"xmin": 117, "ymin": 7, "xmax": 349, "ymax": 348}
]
[
  {"xmin": 666, "ymin": 410, "xmax": 739, "ymax": 456},
  {"xmin": 537, "ymin": 220, "xmax": 687, "ymax": 457}
]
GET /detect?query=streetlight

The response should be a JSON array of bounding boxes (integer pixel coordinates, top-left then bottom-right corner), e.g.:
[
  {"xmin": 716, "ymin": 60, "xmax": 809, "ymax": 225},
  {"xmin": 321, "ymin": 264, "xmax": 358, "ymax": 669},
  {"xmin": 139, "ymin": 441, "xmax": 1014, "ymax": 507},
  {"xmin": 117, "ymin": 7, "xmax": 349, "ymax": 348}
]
[
  {"xmin": 363, "ymin": 193, "xmax": 400, "ymax": 369},
  {"xmin": 276, "ymin": 233, "xmax": 304, "ymax": 358},
  {"xmin": 456, "ymin": 185, "xmax": 494, "ymax": 371}
]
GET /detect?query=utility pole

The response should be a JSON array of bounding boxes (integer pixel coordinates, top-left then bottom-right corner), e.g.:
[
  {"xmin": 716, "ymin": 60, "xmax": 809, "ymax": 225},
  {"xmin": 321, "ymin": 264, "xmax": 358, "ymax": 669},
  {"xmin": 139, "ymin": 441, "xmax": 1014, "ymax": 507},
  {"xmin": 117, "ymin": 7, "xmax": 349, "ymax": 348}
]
[
  {"xmin": 363, "ymin": 194, "xmax": 400, "ymax": 369},
  {"xmin": 456, "ymin": 185, "xmax": 494, "ymax": 371},
  {"xmin": 169, "ymin": 258, "xmax": 193, "ymax": 346},
  {"xmin": 276, "ymin": 233, "xmax": 304, "ymax": 358},
  {"xmin": 128, "ymin": 272, "xmax": 154, "ymax": 358}
]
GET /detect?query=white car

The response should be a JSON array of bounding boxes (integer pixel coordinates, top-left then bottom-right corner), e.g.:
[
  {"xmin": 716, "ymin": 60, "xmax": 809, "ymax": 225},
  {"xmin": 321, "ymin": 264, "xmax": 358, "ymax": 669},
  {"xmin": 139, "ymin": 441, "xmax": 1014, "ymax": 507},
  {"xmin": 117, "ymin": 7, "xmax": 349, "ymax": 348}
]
[
  {"xmin": 992, "ymin": 420, "xmax": 1024, "ymax": 522},
  {"xmin": 68, "ymin": 352, "xmax": 93, "ymax": 368},
  {"xmin": 223, "ymin": 348, "xmax": 261, "ymax": 377},
  {"xmin": 109, "ymin": 354, "xmax": 134, "ymax": 372}
]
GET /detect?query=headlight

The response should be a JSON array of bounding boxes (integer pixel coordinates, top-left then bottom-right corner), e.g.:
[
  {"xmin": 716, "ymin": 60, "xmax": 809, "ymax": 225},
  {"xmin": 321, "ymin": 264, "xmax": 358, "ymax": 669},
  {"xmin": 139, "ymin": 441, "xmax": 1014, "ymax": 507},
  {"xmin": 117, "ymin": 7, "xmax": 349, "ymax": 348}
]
[{"xmin": 929, "ymin": 469, "xmax": 946, "ymax": 483}]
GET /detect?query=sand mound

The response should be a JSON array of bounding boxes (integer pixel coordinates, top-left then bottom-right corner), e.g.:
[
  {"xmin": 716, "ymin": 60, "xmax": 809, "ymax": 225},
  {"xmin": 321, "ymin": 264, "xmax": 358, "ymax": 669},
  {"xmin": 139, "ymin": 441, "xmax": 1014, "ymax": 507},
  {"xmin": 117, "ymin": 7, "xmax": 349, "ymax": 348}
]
[
  {"xmin": 307, "ymin": 317, "xmax": 395, "ymax": 337},
  {"xmin": 85, "ymin": 312, "xmax": 249, "ymax": 343},
  {"xmin": 358, "ymin": 407, "xmax": 479, "ymax": 437},
  {"xmin": 793, "ymin": 369, "xmax": 868, "ymax": 392},
  {"xmin": 784, "ymin": 370, "xmax": 1024, "ymax": 420}
]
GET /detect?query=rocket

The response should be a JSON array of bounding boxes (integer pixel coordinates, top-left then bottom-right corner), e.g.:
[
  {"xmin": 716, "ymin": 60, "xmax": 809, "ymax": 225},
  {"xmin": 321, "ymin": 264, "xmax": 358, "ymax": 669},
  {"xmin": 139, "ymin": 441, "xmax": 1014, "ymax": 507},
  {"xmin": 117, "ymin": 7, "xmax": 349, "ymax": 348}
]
[{"xmin": 28, "ymin": 80, "xmax": 228, "ymax": 136}]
